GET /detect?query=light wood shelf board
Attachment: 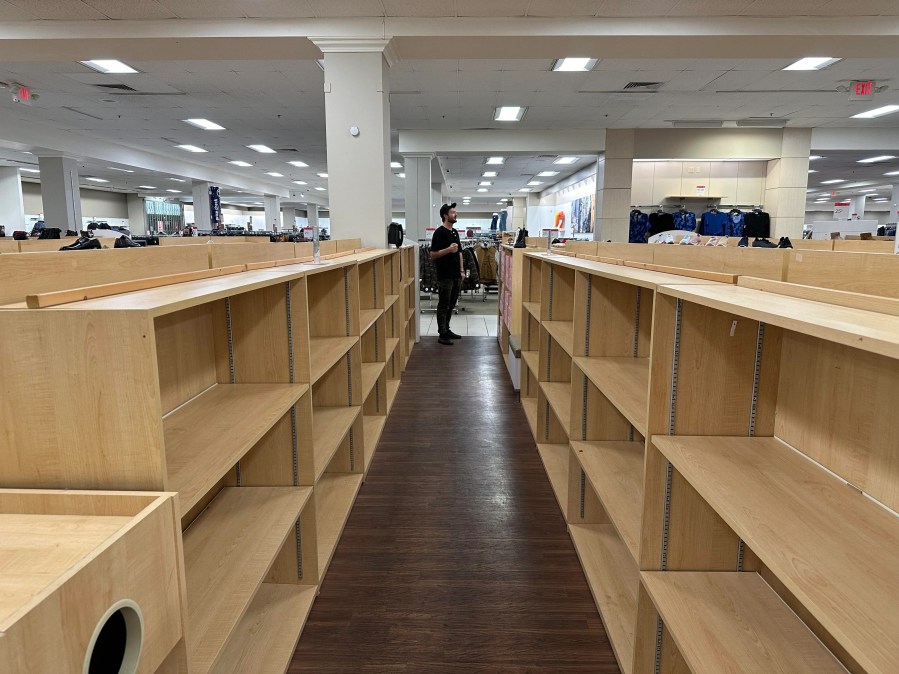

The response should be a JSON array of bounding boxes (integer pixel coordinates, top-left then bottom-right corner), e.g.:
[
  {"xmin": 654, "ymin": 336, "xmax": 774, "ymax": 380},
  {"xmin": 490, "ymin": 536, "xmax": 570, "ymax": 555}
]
[
  {"xmin": 361, "ymin": 362, "xmax": 385, "ymax": 401},
  {"xmin": 568, "ymin": 523, "xmax": 638, "ymax": 674},
  {"xmin": 384, "ymin": 294, "xmax": 399, "ymax": 310},
  {"xmin": 642, "ymin": 571, "xmax": 845, "ymax": 674},
  {"xmin": 543, "ymin": 320, "xmax": 574, "ymax": 356},
  {"xmin": 653, "ymin": 435, "xmax": 899, "ymax": 673},
  {"xmin": 523, "ymin": 301, "xmax": 541, "ymax": 319},
  {"xmin": 363, "ymin": 415, "xmax": 387, "ymax": 475},
  {"xmin": 386, "ymin": 337, "xmax": 400, "ymax": 359},
  {"xmin": 210, "ymin": 583, "xmax": 317, "ymax": 674},
  {"xmin": 183, "ymin": 486, "xmax": 312, "ymax": 674},
  {"xmin": 574, "ymin": 357, "xmax": 649, "ymax": 436},
  {"xmin": 570, "ymin": 441, "xmax": 643, "ymax": 562},
  {"xmin": 386, "ymin": 380, "xmax": 400, "ymax": 413},
  {"xmin": 521, "ymin": 349, "xmax": 538, "ymax": 374},
  {"xmin": 309, "ymin": 336, "xmax": 358, "ymax": 384},
  {"xmin": 406, "ymin": 307, "xmax": 415, "ymax": 322},
  {"xmin": 536, "ymin": 443, "xmax": 569, "ymax": 515},
  {"xmin": 521, "ymin": 397, "xmax": 538, "ymax": 439},
  {"xmin": 165, "ymin": 383, "xmax": 308, "ymax": 514},
  {"xmin": 312, "ymin": 406, "xmax": 361, "ymax": 483},
  {"xmin": 541, "ymin": 380, "xmax": 572, "ymax": 431},
  {"xmin": 315, "ymin": 473, "xmax": 363, "ymax": 579},
  {"xmin": 360, "ymin": 308, "xmax": 383, "ymax": 335}
]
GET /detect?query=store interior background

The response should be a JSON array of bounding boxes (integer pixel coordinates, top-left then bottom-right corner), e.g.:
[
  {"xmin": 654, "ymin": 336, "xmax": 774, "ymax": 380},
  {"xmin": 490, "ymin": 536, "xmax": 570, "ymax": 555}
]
[{"xmin": 1, "ymin": 4, "xmax": 899, "ymax": 245}]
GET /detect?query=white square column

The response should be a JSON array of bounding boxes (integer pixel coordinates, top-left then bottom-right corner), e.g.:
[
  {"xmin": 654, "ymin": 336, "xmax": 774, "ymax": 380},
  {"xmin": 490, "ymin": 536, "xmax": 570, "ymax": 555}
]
[
  {"xmin": 765, "ymin": 128, "xmax": 811, "ymax": 239},
  {"xmin": 314, "ymin": 39, "xmax": 394, "ymax": 248},
  {"xmin": 596, "ymin": 129, "xmax": 634, "ymax": 242},
  {"xmin": 281, "ymin": 206, "xmax": 297, "ymax": 231},
  {"xmin": 37, "ymin": 154, "xmax": 82, "ymax": 230},
  {"xmin": 126, "ymin": 194, "xmax": 146, "ymax": 234},
  {"xmin": 0, "ymin": 167, "xmax": 25, "ymax": 231},
  {"xmin": 191, "ymin": 181, "xmax": 212, "ymax": 229},
  {"xmin": 264, "ymin": 195, "xmax": 282, "ymax": 231},
  {"xmin": 402, "ymin": 153, "xmax": 433, "ymax": 242}
]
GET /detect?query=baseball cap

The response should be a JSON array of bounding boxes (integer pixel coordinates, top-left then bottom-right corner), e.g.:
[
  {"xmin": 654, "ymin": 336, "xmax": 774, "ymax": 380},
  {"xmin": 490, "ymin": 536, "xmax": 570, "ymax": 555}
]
[{"xmin": 439, "ymin": 202, "xmax": 457, "ymax": 219}]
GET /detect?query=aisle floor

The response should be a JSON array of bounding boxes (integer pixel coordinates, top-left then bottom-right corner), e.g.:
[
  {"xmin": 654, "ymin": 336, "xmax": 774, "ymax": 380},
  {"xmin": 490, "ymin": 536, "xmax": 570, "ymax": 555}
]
[{"xmin": 291, "ymin": 337, "xmax": 620, "ymax": 673}]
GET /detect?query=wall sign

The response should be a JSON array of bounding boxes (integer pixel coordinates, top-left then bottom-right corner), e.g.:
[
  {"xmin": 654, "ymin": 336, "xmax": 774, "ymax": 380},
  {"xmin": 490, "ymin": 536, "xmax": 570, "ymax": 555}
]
[{"xmin": 850, "ymin": 80, "xmax": 875, "ymax": 101}]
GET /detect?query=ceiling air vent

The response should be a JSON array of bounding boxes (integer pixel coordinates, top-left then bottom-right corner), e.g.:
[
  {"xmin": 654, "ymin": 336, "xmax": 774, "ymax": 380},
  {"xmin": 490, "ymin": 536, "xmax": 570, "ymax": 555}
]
[
  {"xmin": 95, "ymin": 84, "xmax": 137, "ymax": 92},
  {"xmin": 622, "ymin": 82, "xmax": 663, "ymax": 91}
]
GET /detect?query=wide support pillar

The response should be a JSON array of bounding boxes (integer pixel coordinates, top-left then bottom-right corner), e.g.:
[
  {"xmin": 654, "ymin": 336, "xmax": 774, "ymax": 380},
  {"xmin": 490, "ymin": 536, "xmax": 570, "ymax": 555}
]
[
  {"xmin": 126, "ymin": 193, "xmax": 146, "ymax": 235},
  {"xmin": 765, "ymin": 128, "xmax": 811, "ymax": 239},
  {"xmin": 314, "ymin": 38, "xmax": 394, "ymax": 248},
  {"xmin": 597, "ymin": 130, "xmax": 634, "ymax": 242},
  {"xmin": 264, "ymin": 194, "xmax": 282, "ymax": 231},
  {"xmin": 0, "ymin": 167, "xmax": 25, "ymax": 232},
  {"xmin": 191, "ymin": 181, "xmax": 212, "ymax": 229},
  {"xmin": 281, "ymin": 206, "xmax": 297, "ymax": 231},
  {"xmin": 402, "ymin": 153, "xmax": 433, "ymax": 243},
  {"xmin": 37, "ymin": 154, "xmax": 82, "ymax": 230}
]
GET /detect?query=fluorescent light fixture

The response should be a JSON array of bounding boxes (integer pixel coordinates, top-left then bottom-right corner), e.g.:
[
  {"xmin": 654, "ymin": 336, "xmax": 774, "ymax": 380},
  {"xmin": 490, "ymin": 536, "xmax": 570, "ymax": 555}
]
[
  {"xmin": 168, "ymin": 178, "xmax": 186, "ymax": 183},
  {"xmin": 782, "ymin": 57, "xmax": 841, "ymax": 71},
  {"xmin": 106, "ymin": 167, "xmax": 134, "ymax": 173},
  {"xmin": 482, "ymin": 171, "xmax": 497, "ymax": 178},
  {"xmin": 85, "ymin": 177, "xmax": 108, "ymax": 183},
  {"xmin": 138, "ymin": 185, "xmax": 156, "ymax": 189},
  {"xmin": 247, "ymin": 144, "xmax": 276, "ymax": 153},
  {"xmin": 860, "ymin": 189, "xmax": 878, "ymax": 192},
  {"xmin": 809, "ymin": 155, "xmax": 824, "ymax": 160},
  {"xmin": 885, "ymin": 170, "xmax": 899, "ymax": 176},
  {"xmin": 390, "ymin": 161, "xmax": 403, "ymax": 169},
  {"xmin": 81, "ymin": 59, "xmax": 138, "ymax": 74},
  {"xmin": 19, "ymin": 168, "xmax": 39, "ymax": 173},
  {"xmin": 527, "ymin": 181, "xmax": 543, "ymax": 186},
  {"xmin": 479, "ymin": 181, "xmax": 492, "ymax": 186},
  {"xmin": 551, "ymin": 57, "xmax": 597, "ymax": 72},
  {"xmin": 858, "ymin": 155, "xmax": 896, "ymax": 163},
  {"xmin": 397, "ymin": 173, "xmax": 406, "ymax": 178},
  {"xmin": 554, "ymin": 156, "xmax": 580, "ymax": 165},
  {"xmin": 166, "ymin": 189, "xmax": 181, "ymax": 193},
  {"xmin": 537, "ymin": 171, "xmax": 559, "ymax": 177},
  {"xmin": 820, "ymin": 179, "xmax": 846, "ymax": 184},
  {"xmin": 22, "ymin": 151, "xmax": 33, "ymax": 155},
  {"xmin": 808, "ymin": 169, "xmax": 818, "ymax": 173},
  {"xmin": 293, "ymin": 180, "xmax": 307, "ymax": 185},
  {"xmin": 873, "ymin": 198, "xmax": 889, "ymax": 201},
  {"xmin": 486, "ymin": 157, "xmax": 505, "ymax": 165},
  {"xmin": 229, "ymin": 160, "xmax": 252, "ymax": 167},
  {"xmin": 176, "ymin": 144, "xmax": 207, "ymax": 153},
  {"xmin": 518, "ymin": 188, "xmax": 532, "ymax": 192},
  {"xmin": 852, "ymin": 105, "xmax": 899, "ymax": 119},
  {"xmin": 494, "ymin": 106, "xmax": 526, "ymax": 122},
  {"xmin": 183, "ymin": 118, "xmax": 225, "ymax": 131},
  {"xmin": 288, "ymin": 160, "xmax": 308, "ymax": 167},
  {"xmin": 317, "ymin": 172, "xmax": 328, "ymax": 178},
  {"xmin": 314, "ymin": 187, "xmax": 326, "ymax": 191},
  {"xmin": 477, "ymin": 188, "xmax": 488, "ymax": 192},
  {"xmin": 266, "ymin": 172, "xmax": 284, "ymax": 177}
]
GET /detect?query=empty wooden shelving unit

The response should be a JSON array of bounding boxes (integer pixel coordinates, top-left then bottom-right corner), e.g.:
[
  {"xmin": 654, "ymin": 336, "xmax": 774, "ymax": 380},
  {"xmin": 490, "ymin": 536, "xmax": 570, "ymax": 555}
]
[{"xmin": 0, "ymin": 246, "xmax": 417, "ymax": 673}]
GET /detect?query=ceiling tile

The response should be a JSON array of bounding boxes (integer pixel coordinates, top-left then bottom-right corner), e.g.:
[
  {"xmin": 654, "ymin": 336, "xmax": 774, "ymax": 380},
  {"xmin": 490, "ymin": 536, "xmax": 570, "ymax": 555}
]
[
  {"xmin": 82, "ymin": 0, "xmax": 175, "ymax": 19},
  {"xmin": 0, "ymin": 0, "xmax": 36, "ymax": 19},
  {"xmin": 667, "ymin": 0, "xmax": 754, "ymax": 16},
  {"xmin": 157, "ymin": 0, "xmax": 315, "ymax": 19},
  {"xmin": 661, "ymin": 70, "xmax": 726, "ymax": 91},
  {"xmin": 596, "ymin": 0, "xmax": 679, "ymax": 17},
  {"xmin": 739, "ymin": 0, "xmax": 833, "ymax": 16},
  {"xmin": 308, "ymin": 0, "xmax": 384, "ymax": 17},
  {"xmin": 527, "ymin": 0, "xmax": 600, "ymax": 17},
  {"xmin": 384, "ymin": 0, "xmax": 454, "ymax": 17},
  {"xmin": 455, "ymin": 0, "xmax": 530, "ymax": 17},
  {"xmin": 7, "ymin": 0, "xmax": 106, "ymax": 20}
]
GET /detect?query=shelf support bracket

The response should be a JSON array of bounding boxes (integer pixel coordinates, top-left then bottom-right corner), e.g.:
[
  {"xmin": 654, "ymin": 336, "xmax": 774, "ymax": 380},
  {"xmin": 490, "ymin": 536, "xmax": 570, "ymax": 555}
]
[{"xmin": 749, "ymin": 321, "xmax": 766, "ymax": 437}]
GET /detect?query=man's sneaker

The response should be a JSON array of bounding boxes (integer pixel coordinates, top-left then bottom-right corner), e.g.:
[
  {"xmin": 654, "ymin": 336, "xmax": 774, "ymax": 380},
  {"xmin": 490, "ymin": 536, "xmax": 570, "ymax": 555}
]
[
  {"xmin": 738, "ymin": 236, "xmax": 749, "ymax": 247},
  {"xmin": 777, "ymin": 237, "xmax": 793, "ymax": 249},
  {"xmin": 752, "ymin": 238, "xmax": 777, "ymax": 248},
  {"xmin": 445, "ymin": 330, "xmax": 463, "ymax": 339},
  {"xmin": 438, "ymin": 336, "xmax": 454, "ymax": 345}
]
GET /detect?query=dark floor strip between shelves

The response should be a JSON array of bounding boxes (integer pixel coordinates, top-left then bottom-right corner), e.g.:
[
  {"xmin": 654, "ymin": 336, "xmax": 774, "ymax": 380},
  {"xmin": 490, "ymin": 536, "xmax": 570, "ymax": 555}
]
[{"xmin": 292, "ymin": 337, "xmax": 620, "ymax": 674}]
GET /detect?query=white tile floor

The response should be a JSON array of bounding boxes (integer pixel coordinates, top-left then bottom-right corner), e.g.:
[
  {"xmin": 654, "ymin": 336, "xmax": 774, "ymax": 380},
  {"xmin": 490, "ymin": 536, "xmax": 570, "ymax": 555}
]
[{"xmin": 419, "ymin": 313, "xmax": 499, "ymax": 337}]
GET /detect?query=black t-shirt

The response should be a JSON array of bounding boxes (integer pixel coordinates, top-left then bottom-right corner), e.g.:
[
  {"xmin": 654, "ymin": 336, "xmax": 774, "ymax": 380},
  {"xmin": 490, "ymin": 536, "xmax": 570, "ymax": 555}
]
[{"xmin": 431, "ymin": 225, "xmax": 462, "ymax": 279}]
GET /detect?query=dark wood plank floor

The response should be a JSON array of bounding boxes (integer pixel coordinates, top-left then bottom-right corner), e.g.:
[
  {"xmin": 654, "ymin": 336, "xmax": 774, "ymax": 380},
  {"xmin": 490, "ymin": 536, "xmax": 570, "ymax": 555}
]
[{"xmin": 291, "ymin": 337, "xmax": 620, "ymax": 673}]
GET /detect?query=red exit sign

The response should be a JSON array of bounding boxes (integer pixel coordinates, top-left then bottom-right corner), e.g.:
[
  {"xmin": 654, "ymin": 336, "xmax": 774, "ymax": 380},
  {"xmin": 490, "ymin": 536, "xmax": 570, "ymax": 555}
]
[{"xmin": 850, "ymin": 80, "xmax": 875, "ymax": 101}]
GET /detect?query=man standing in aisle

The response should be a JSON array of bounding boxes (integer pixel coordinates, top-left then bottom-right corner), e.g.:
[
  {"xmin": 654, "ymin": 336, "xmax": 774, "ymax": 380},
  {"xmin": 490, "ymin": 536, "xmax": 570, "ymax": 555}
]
[{"xmin": 431, "ymin": 203, "xmax": 464, "ymax": 346}]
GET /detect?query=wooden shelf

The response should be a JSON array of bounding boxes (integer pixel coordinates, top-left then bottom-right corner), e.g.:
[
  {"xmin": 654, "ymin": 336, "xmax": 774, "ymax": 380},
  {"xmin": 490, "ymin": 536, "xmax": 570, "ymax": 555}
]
[
  {"xmin": 212, "ymin": 583, "xmax": 317, "ymax": 674},
  {"xmin": 523, "ymin": 301, "xmax": 541, "ymax": 319},
  {"xmin": 641, "ymin": 572, "xmax": 845, "ymax": 674},
  {"xmin": 574, "ymin": 357, "xmax": 649, "ymax": 436},
  {"xmin": 386, "ymin": 380, "xmax": 400, "ymax": 413},
  {"xmin": 653, "ymin": 435, "xmax": 899, "ymax": 673},
  {"xmin": 360, "ymin": 308, "xmax": 382, "ymax": 335},
  {"xmin": 165, "ymin": 383, "xmax": 308, "ymax": 514},
  {"xmin": 363, "ymin": 415, "xmax": 387, "ymax": 475},
  {"xmin": 406, "ymin": 307, "xmax": 415, "ymax": 322},
  {"xmin": 568, "ymin": 524, "xmax": 638, "ymax": 674},
  {"xmin": 386, "ymin": 336, "xmax": 400, "ymax": 359},
  {"xmin": 543, "ymin": 320, "xmax": 574, "ymax": 355},
  {"xmin": 521, "ymin": 349, "xmax": 539, "ymax": 374},
  {"xmin": 536, "ymin": 443, "xmax": 569, "ymax": 515},
  {"xmin": 312, "ymin": 406, "xmax": 361, "ymax": 483},
  {"xmin": 361, "ymin": 362, "xmax": 385, "ymax": 400},
  {"xmin": 310, "ymin": 336, "xmax": 358, "ymax": 384},
  {"xmin": 315, "ymin": 473, "xmax": 364, "ymax": 580},
  {"xmin": 541, "ymin": 380, "xmax": 572, "ymax": 430},
  {"xmin": 184, "ymin": 486, "xmax": 312, "ymax": 674},
  {"xmin": 521, "ymin": 397, "xmax": 538, "ymax": 438},
  {"xmin": 385, "ymin": 294, "xmax": 399, "ymax": 310},
  {"xmin": 570, "ymin": 441, "xmax": 643, "ymax": 562}
]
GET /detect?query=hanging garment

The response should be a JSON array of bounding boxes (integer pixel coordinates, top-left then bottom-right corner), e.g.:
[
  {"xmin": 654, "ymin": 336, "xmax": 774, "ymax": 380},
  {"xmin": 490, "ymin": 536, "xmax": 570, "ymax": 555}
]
[
  {"xmin": 648, "ymin": 211, "xmax": 675, "ymax": 236},
  {"xmin": 419, "ymin": 245, "xmax": 440, "ymax": 293},
  {"xmin": 475, "ymin": 245, "xmax": 498, "ymax": 284},
  {"xmin": 461, "ymin": 247, "xmax": 481, "ymax": 292},
  {"xmin": 700, "ymin": 210, "xmax": 729, "ymax": 236},
  {"xmin": 498, "ymin": 211, "xmax": 508, "ymax": 232},
  {"xmin": 387, "ymin": 222, "xmax": 404, "ymax": 247},
  {"xmin": 672, "ymin": 210, "xmax": 697, "ymax": 231},
  {"xmin": 743, "ymin": 210, "xmax": 771, "ymax": 238},
  {"xmin": 726, "ymin": 210, "xmax": 745, "ymax": 238},
  {"xmin": 629, "ymin": 210, "xmax": 651, "ymax": 243},
  {"xmin": 490, "ymin": 214, "xmax": 499, "ymax": 231}
]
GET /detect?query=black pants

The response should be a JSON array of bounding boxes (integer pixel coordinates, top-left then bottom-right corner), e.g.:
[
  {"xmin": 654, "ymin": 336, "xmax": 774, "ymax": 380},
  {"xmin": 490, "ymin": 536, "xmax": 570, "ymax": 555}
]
[{"xmin": 436, "ymin": 277, "xmax": 461, "ymax": 336}]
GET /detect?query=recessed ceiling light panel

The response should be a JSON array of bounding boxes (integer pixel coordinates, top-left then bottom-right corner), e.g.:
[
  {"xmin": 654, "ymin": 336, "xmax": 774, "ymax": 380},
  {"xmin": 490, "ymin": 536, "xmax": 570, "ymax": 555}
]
[
  {"xmin": 486, "ymin": 157, "xmax": 505, "ymax": 165},
  {"xmin": 176, "ymin": 144, "xmax": 207, "ymax": 153},
  {"xmin": 782, "ymin": 57, "xmax": 841, "ymax": 71},
  {"xmin": 81, "ymin": 59, "xmax": 139, "ymax": 74},
  {"xmin": 247, "ymin": 144, "xmax": 276, "ymax": 153},
  {"xmin": 554, "ymin": 156, "xmax": 580, "ymax": 165},
  {"xmin": 852, "ymin": 105, "xmax": 899, "ymax": 119},
  {"xmin": 857, "ymin": 155, "xmax": 896, "ymax": 163},
  {"xmin": 183, "ymin": 118, "xmax": 225, "ymax": 131},
  {"xmin": 229, "ymin": 160, "xmax": 253, "ymax": 167},
  {"xmin": 551, "ymin": 57, "xmax": 598, "ymax": 72},
  {"xmin": 494, "ymin": 106, "xmax": 526, "ymax": 122}
]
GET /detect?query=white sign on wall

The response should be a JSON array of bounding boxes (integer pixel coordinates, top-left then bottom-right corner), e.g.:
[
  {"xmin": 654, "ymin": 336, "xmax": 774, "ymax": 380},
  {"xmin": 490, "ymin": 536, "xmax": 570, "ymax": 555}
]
[{"xmin": 833, "ymin": 201, "xmax": 852, "ymax": 220}]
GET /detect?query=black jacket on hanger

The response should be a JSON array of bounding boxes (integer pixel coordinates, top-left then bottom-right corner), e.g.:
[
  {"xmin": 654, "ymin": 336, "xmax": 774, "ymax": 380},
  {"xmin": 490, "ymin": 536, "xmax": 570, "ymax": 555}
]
[
  {"xmin": 648, "ymin": 211, "xmax": 674, "ymax": 236},
  {"xmin": 743, "ymin": 210, "xmax": 771, "ymax": 238}
]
